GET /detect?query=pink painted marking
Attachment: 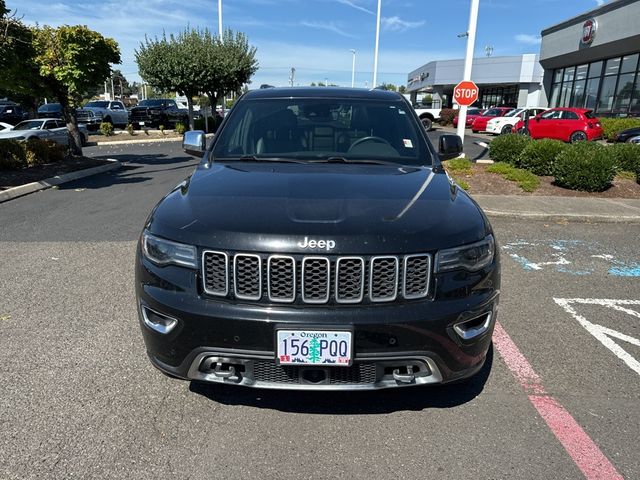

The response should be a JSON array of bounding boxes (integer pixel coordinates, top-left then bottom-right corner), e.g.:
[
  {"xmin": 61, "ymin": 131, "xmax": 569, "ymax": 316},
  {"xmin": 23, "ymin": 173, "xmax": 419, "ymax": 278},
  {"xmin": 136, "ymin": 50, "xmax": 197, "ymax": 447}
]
[{"xmin": 493, "ymin": 322, "xmax": 623, "ymax": 480}]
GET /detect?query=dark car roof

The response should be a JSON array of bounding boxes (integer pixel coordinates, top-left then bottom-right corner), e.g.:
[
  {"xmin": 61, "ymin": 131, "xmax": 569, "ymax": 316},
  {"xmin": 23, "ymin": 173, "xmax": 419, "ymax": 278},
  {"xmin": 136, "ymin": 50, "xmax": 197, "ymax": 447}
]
[{"xmin": 243, "ymin": 87, "xmax": 403, "ymax": 101}]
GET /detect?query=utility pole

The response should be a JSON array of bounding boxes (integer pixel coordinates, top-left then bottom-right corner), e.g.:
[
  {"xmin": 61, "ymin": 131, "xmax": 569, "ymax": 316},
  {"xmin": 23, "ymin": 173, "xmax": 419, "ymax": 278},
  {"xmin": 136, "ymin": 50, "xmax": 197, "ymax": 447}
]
[
  {"xmin": 350, "ymin": 49, "xmax": 356, "ymax": 88},
  {"xmin": 289, "ymin": 67, "xmax": 296, "ymax": 87},
  {"xmin": 119, "ymin": 78, "xmax": 123, "ymax": 100},
  {"xmin": 372, "ymin": 0, "xmax": 382, "ymax": 88},
  {"xmin": 218, "ymin": 0, "xmax": 225, "ymax": 117},
  {"xmin": 456, "ymin": 0, "xmax": 480, "ymax": 144},
  {"xmin": 110, "ymin": 77, "xmax": 115, "ymax": 102}
]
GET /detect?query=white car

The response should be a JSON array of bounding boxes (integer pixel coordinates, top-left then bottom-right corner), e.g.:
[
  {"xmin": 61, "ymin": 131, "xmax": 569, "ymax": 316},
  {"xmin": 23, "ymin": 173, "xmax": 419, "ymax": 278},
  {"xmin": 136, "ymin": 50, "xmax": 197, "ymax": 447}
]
[
  {"xmin": 486, "ymin": 107, "xmax": 547, "ymax": 135},
  {"xmin": 0, "ymin": 122, "xmax": 13, "ymax": 131},
  {"xmin": 0, "ymin": 118, "xmax": 89, "ymax": 146}
]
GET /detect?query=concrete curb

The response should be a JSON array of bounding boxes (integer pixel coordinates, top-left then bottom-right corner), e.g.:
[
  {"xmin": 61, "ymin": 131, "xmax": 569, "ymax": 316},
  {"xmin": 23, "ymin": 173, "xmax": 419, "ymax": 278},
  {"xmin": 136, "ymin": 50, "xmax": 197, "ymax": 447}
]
[
  {"xmin": 90, "ymin": 132, "xmax": 215, "ymax": 147},
  {"xmin": 481, "ymin": 209, "xmax": 640, "ymax": 224},
  {"xmin": 0, "ymin": 159, "xmax": 121, "ymax": 204}
]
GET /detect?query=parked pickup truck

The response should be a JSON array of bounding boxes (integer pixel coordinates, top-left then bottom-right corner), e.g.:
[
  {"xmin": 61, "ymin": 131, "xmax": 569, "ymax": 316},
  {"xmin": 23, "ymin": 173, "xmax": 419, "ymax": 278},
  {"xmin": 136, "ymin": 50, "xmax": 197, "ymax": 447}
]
[
  {"xmin": 129, "ymin": 99, "xmax": 189, "ymax": 129},
  {"xmin": 76, "ymin": 100, "xmax": 129, "ymax": 129},
  {"xmin": 412, "ymin": 105, "xmax": 441, "ymax": 131}
]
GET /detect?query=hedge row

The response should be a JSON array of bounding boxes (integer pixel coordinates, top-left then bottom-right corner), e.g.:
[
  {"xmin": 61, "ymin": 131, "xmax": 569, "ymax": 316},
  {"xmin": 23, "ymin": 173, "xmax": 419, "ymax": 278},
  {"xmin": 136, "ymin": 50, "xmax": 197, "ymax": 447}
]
[
  {"xmin": 489, "ymin": 134, "xmax": 640, "ymax": 192},
  {"xmin": 600, "ymin": 118, "xmax": 640, "ymax": 142},
  {"xmin": 0, "ymin": 138, "xmax": 67, "ymax": 170}
]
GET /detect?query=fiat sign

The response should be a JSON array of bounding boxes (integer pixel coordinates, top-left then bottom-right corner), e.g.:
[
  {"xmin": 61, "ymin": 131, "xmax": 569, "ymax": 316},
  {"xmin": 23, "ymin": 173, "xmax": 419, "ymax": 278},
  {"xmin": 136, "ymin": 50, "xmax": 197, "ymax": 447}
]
[
  {"xmin": 581, "ymin": 18, "xmax": 597, "ymax": 46},
  {"xmin": 453, "ymin": 81, "xmax": 479, "ymax": 107}
]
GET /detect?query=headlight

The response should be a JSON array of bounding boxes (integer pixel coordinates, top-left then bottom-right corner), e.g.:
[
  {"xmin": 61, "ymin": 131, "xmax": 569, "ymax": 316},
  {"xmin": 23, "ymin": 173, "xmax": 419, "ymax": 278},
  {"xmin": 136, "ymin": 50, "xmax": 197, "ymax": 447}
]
[
  {"xmin": 435, "ymin": 235, "xmax": 495, "ymax": 272},
  {"xmin": 142, "ymin": 231, "xmax": 197, "ymax": 268}
]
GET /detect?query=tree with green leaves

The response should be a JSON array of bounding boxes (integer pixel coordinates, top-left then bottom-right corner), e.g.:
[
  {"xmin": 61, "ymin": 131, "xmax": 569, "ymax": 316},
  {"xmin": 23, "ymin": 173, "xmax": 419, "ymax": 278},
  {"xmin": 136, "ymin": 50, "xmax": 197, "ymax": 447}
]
[
  {"xmin": 32, "ymin": 26, "xmax": 120, "ymax": 154},
  {"xmin": 136, "ymin": 27, "xmax": 257, "ymax": 130}
]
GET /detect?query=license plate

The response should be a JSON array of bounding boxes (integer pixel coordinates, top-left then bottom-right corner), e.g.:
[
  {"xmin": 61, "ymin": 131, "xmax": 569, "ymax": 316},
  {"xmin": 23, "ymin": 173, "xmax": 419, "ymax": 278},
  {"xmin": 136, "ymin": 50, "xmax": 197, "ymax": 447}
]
[
  {"xmin": 138, "ymin": 121, "xmax": 145, "ymax": 126},
  {"xmin": 276, "ymin": 330, "xmax": 352, "ymax": 366}
]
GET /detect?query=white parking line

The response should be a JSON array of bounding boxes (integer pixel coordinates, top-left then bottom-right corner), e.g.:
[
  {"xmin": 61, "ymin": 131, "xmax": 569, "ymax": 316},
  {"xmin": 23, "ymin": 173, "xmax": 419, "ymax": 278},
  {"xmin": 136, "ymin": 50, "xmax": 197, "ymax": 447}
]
[{"xmin": 554, "ymin": 298, "xmax": 640, "ymax": 377}]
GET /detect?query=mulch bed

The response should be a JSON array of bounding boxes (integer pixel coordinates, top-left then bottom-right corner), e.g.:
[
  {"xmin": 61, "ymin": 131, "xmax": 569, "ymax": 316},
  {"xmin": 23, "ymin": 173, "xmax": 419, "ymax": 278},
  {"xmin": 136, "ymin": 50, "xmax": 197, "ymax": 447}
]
[
  {"xmin": 453, "ymin": 164, "xmax": 640, "ymax": 198},
  {"xmin": 90, "ymin": 131, "xmax": 182, "ymax": 143},
  {"xmin": 0, "ymin": 157, "xmax": 112, "ymax": 191}
]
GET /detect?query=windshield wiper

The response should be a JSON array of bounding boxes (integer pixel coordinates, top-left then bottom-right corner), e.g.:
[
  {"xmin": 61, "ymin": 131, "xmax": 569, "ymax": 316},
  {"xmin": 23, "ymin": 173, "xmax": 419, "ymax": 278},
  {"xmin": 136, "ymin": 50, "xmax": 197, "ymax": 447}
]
[
  {"xmin": 309, "ymin": 156, "xmax": 398, "ymax": 166},
  {"xmin": 231, "ymin": 155, "xmax": 307, "ymax": 164}
]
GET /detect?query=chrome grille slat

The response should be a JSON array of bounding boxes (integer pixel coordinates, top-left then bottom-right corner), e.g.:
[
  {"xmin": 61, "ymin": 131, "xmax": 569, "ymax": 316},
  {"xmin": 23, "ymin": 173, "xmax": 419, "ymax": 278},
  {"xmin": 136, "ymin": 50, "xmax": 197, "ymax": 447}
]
[
  {"xmin": 302, "ymin": 257, "xmax": 330, "ymax": 304},
  {"xmin": 202, "ymin": 252, "xmax": 432, "ymax": 304},
  {"xmin": 370, "ymin": 256, "xmax": 399, "ymax": 302},
  {"xmin": 233, "ymin": 254, "xmax": 262, "ymax": 300},
  {"xmin": 268, "ymin": 256, "xmax": 296, "ymax": 303},
  {"xmin": 403, "ymin": 254, "xmax": 432, "ymax": 299},
  {"xmin": 335, "ymin": 257, "xmax": 365, "ymax": 304},
  {"xmin": 202, "ymin": 251, "xmax": 229, "ymax": 296}
]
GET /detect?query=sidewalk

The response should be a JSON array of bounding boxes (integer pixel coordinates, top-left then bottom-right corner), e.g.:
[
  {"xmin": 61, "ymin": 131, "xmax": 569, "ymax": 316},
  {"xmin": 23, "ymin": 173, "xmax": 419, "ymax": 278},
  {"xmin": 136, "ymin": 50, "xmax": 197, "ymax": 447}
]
[{"xmin": 473, "ymin": 194, "xmax": 640, "ymax": 223}]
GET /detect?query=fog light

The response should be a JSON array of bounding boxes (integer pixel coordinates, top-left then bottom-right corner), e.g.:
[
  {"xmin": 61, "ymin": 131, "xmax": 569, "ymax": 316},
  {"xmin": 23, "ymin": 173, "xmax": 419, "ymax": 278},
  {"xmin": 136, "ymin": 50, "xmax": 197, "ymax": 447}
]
[{"xmin": 141, "ymin": 305, "xmax": 178, "ymax": 334}]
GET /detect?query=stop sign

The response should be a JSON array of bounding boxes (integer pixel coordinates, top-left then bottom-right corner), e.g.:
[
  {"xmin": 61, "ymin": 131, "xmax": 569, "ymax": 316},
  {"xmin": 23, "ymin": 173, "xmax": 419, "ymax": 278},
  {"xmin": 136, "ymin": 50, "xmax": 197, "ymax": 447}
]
[{"xmin": 453, "ymin": 81, "xmax": 479, "ymax": 107}]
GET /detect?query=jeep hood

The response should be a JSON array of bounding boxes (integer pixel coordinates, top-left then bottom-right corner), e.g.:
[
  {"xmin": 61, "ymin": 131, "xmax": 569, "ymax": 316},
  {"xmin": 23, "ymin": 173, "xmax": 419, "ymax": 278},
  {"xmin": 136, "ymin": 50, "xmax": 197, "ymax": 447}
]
[{"xmin": 147, "ymin": 162, "xmax": 489, "ymax": 255}]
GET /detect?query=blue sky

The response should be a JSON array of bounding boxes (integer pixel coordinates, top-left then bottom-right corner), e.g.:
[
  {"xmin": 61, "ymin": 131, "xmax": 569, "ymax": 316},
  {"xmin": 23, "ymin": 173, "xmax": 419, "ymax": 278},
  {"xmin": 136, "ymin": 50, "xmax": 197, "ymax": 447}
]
[{"xmin": 8, "ymin": 0, "xmax": 612, "ymax": 88}]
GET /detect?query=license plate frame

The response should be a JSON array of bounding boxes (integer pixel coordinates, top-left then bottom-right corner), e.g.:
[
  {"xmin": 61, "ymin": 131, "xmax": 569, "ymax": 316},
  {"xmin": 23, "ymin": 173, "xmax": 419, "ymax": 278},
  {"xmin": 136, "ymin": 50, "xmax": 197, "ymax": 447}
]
[
  {"xmin": 275, "ymin": 328, "xmax": 353, "ymax": 367},
  {"xmin": 138, "ymin": 121, "xmax": 145, "ymax": 126}
]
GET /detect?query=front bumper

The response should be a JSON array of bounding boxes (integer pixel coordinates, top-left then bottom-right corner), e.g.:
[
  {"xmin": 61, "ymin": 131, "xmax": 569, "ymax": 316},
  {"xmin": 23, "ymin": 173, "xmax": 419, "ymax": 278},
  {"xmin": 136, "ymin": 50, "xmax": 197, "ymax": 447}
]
[
  {"xmin": 136, "ymin": 251, "xmax": 500, "ymax": 390},
  {"xmin": 486, "ymin": 123, "xmax": 501, "ymax": 134}
]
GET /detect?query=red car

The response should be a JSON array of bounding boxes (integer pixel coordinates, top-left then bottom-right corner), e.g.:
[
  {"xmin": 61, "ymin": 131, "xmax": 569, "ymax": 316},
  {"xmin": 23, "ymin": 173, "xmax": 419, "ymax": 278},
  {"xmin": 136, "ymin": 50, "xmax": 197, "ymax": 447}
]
[
  {"xmin": 453, "ymin": 108, "xmax": 484, "ymax": 128},
  {"xmin": 471, "ymin": 107, "xmax": 514, "ymax": 133},
  {"xmin": 513, "ymin": 108, "xmax": 603, "ymax": 143}
]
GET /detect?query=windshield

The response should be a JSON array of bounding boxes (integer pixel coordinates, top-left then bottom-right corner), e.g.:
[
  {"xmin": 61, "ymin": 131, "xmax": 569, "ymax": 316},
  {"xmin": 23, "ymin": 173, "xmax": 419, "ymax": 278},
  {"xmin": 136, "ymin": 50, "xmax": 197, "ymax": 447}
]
[
  {"xmin": 212, "ymin": 98, "xmax": 431, "ymax": 165},
  {"xmin": 14, "ymin": 120, "xmax": 44, "ymax": 130},
  {"xmin": 468, "ymin": 108, "xmax": 481, "ymax": 115},
  {"xmin": 85, "ymin": 101, "xmax": 109, "ymax": 108},
  {"xmin": 138, "ymin": 100, "xmax": 165, "ymax": 107},
  {"xmin": 504, "ymin": 109, "xmax": 523, "ymax": 118},
  {"xmin": 38, "ymin": 104, "xmax": 60, "ymax": 112},
  {"xmin": 484, "ymin": 108, "xmax": 507, "ymax": 117}
]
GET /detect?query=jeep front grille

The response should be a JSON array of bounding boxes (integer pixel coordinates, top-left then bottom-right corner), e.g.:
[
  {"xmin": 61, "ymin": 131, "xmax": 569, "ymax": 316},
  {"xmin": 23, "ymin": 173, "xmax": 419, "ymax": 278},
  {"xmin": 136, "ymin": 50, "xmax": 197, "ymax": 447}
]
[{"xmin": 202, "ymin": 251, "xmax": 432, "ymax": 305}]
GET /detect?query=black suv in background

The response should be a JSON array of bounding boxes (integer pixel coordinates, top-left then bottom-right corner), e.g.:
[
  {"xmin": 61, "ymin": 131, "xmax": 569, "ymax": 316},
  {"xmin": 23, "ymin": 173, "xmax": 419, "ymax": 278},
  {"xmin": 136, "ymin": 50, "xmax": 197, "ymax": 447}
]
[
  {"xmin": 129, "ymin": 99, "xmax": 189, "ymax": 129},
  {"xmin": 0, "ymin": 102, "xmax": 29, "ymax": 125},
  {"xmin": 135, "ymin": 87, "xmax": 500, "ymax": 391}
]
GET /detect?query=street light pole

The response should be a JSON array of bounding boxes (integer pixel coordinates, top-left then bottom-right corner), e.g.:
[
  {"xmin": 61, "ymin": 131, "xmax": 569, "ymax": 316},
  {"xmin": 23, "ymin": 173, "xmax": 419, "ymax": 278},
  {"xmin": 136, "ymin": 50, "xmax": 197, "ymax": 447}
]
[
  {"xmin": 350, "ymin": 49, "xmax": 356, "ymax": 88},
  {"xmin": 218, "ymin": 0, "xmax": 223, "ymax": 38},
  {"xmin": 372, "ymin": 0, "xmax": 381, "ymax": 88},
  {"xmin": 456, "ymin": 0, "xmax": 480, "ymax": 144}
]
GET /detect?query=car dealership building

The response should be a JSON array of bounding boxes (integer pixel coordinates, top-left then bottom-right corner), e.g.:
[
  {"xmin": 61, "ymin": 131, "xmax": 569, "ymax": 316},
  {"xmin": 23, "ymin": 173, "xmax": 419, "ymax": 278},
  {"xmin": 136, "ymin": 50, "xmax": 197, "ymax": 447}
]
[
  {"xmin": 540, "ymin": 0, "xmax": 640, "ymax": 117},
  {"xmin": 407, "ymin": 0, "xmax": 640, "ymax": 117}
]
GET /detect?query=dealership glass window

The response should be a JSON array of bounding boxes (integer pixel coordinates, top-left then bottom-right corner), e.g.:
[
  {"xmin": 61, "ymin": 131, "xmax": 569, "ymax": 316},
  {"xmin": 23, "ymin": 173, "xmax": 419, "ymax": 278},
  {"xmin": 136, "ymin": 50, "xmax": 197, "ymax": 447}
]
[
  {"xmin": 571, "ymin": 80, "xmax": 586, "ymax": 107},
  {"xmin": 629, "ymin": 73, "xmax": 640, "ymax": 116},
  {"xmin": 588, "ymin": 61, "xmax": 603, "ymax": 78},
  {"xmin": 604, "ymin": 58, "xmax": 621, "ymax": 76},
  {"xmin": 549, "ymin": 83, "xmax": 561, "ymax": 107},
  {"xmin": 596, "ymin": 76, "xmax": 617, "ymax": 114},
  {"xmin": 584, "ymin": 78, "xmax": 600, "ymax": 109},
  {"xmin": 575, "ymin": 64, "xmax": 588, "ymax": 81},
  {"xmin": 553, "ymin": 69, "xmax": 564, "ymax": 83},
  {"xmin": 560, "ymin": 82, "xmax": 573, "ymax": 107},
  {"xmin": 613, "ymin": 73, "xmax": 636, "ymax": 114},
  {"xmin": 620, "ymin": 54, "xmax": 639, "ymax": 74}
]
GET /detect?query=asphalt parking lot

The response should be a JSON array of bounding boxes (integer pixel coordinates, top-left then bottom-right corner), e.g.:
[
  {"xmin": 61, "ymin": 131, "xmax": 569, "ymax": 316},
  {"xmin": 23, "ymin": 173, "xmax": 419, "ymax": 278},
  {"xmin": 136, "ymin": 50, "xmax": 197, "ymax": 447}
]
[{"xmin": 0, "ymin": 141, "xmax": 638, "ymax": 479}]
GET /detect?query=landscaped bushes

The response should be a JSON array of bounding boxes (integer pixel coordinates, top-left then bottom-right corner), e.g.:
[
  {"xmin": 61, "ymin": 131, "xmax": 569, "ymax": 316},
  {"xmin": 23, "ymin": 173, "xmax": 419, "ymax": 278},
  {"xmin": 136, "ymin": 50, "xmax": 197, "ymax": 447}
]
[
  {"xmin": 599, "ymin": 118, "xmax": 640, "ymax": 142},
  {"xmin": 0, "ymin": 138, "xmax": 67, "ymax": 170},
  {"xmin": 438, "ymin": 108, "xmax": 457, "ymax": 126},
  {"xmin": 194, "ymin": 116, "xmax": 223, "ymax": 133},
  {"xmin": 516, "ymin": 139, "xmax": 568, "ymax": 176},
  {"xmin": 554, "ymin": 142, "xmax": 616, "ymax": 192},
  {"xmin": 489, "ymin": 134, "xmax": 531, "ymax": 164},
  {"xmin": 608, "ymin": 143, "xmax": 640, "ymax": 173}
]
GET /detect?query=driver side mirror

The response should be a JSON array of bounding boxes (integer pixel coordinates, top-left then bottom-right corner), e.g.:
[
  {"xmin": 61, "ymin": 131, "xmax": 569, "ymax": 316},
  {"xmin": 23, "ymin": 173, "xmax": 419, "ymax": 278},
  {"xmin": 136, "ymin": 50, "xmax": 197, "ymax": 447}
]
[
  {"xmin": 438, "ymin": 134, "xmax": 463, "ymax": 161},
  {"xmin": 183, "ymin": 130, "xmax": 206, "ymax": 157}
]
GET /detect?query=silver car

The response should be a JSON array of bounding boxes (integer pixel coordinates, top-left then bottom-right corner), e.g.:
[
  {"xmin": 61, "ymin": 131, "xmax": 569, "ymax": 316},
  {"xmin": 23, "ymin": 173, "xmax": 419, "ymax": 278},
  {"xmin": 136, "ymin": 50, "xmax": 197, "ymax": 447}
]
[{"xmin": 0, "ymin": 118, "xmax": 89, "ymax": 146}]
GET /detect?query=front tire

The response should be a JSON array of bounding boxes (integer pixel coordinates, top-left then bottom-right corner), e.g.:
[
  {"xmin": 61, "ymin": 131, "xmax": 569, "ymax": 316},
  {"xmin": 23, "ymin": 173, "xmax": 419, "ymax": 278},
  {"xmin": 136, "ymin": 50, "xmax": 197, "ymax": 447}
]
[
  {"xmin": 570, "ymin": 131, "xmax": 588, "ymax": 143},
  {"xmin": 500, "ymin": 125, "xmax": 513, "ymax": 134},
  {"xmin": 420, "ymin": 117, "xmax": 433, "ymax": 131}
]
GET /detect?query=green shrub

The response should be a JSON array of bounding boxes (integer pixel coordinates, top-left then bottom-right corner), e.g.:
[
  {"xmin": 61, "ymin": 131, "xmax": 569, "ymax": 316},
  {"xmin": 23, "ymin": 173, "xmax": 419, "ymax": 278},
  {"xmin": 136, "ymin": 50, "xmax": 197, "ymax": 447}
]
[
  {"xmin": 516, "ymin": 138, "xmax": 568, "ymax": 176},
  {"xmin": 0, "ymin": 140, "xmax": 27, "ymax": 170},
  {"xmin": 174, "ymin": 122, "xmax": 187, "ymax": 135},
  {"xmin": 23, "ymin": 138, "xmax": 66, "ymax": 166},
  {"xmin": 600, "ymin": 118, "xmax": 640, "ymax": 142},
  {"xmin": 126, "ymin": 123, "xmax": 135, "ymax": 136},
  {"xmin": 489, "ymin": 133, "xmax": 532, "ymax": 164},
  {"xmin": 608, "ymin": 143, "xmax": 640, "ymax": 172},
  {"xmin": 554, "ymin": 142, "xmax": 615, "ymax": 191},
  {"xmin": 194, "ymin": 116, "xmax": 222, "ymax": 133},
  {"xmin": 99, "ymin": 121, "xmax": 114, "ymax": 136},
  {"xmin": 486, "ymin": 162, "xmax": 540, "ymax": 192},
  {"xmin": 439, "ymin": 108, "xmax": 457, "ymax": 126}
]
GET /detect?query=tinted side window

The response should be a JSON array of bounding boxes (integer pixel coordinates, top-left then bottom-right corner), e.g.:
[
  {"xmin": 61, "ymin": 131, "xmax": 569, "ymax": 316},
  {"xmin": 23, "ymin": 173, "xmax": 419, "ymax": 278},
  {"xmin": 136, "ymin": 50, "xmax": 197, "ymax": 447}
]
[
  {"xmin": 562, "ymin": 111, "xmax": 579, "ymax": 120},
  {"xmin": 541, "ymin": 110, "xmax": 561, "ymax": 120}
]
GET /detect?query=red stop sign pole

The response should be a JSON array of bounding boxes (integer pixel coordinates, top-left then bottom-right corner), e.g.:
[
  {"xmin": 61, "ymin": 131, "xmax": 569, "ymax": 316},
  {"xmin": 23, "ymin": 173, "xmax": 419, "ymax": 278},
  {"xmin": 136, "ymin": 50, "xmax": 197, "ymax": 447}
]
[{"xmin": 453, "ymin": 80, "xmax": 479, "ymax": 106}]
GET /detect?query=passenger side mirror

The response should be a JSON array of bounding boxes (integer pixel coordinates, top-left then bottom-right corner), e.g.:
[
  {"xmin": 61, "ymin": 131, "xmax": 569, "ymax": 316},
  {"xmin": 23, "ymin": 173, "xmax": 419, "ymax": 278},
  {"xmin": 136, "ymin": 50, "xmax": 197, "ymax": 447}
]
[
  {"xmin": 183, "ymin": 130, "xmax": 206, "ymax": 157},
  {"xmin": 438, "ymin": 134, "xmax": 463, "ymax": 161}
]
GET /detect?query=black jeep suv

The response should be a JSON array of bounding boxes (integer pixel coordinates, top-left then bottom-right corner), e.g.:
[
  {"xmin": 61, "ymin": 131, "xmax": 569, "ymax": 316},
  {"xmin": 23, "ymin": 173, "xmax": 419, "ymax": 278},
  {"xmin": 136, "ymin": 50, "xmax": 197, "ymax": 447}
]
[{"xmin": 135, "ymin": 87, "xmax": 500, "ymax": 390}]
